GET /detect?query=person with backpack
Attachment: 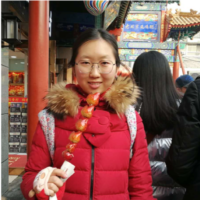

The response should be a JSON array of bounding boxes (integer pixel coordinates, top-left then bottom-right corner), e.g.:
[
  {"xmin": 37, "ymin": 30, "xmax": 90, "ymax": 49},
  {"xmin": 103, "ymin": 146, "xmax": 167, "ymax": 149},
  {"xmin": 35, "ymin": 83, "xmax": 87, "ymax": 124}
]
[
  {"xmin": 166, "ymin": 77, "xmax": 200, "ymax": 200},
  {"xmin": 132, "ymin": 51, "xmax": 185, "ymax": 200},
  {"xmin": 21, "ymin": 29, "xmax": 155, "ymax": 200}
]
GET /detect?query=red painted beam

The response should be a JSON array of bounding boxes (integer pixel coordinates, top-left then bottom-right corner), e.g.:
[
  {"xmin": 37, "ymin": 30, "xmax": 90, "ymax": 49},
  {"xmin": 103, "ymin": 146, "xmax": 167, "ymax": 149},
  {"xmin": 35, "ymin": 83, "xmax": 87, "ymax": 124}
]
[
  {"xmin": 177, "ymin": 44, "xmax": 186, "ymax": 75},
  {"xmin": 173, "ymin": 62, "xmax": 179, "ymax": 81},
  {"xmin": 28, "ymin": 1, "xmax": 49, "ymax": 156}
]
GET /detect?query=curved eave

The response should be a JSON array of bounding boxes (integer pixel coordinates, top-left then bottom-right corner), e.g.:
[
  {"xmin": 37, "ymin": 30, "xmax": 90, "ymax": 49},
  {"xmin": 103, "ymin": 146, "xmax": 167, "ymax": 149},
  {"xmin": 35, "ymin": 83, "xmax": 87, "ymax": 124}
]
[
  {"xmin": 107, "ymin": 1, "xmax": 132, "ymax": 30},
  {"xmin": 171, "ymin": 23, "xmax": 200, "ymax": 28}
]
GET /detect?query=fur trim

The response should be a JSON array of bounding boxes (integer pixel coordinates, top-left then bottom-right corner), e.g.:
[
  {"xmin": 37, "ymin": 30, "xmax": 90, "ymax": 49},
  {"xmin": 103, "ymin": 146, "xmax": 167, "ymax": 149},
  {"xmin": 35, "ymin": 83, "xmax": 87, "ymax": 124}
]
[
  {"xmin": 104, "ymin": 76, "xmax": 140, "ymax": 115},
  {"xmin": 45, "ymin": 82, "xmax": 79, "ymax": 119},
  {"xmin": 45, "ymin": 76, "xmax": 140, "ymax": 119}
]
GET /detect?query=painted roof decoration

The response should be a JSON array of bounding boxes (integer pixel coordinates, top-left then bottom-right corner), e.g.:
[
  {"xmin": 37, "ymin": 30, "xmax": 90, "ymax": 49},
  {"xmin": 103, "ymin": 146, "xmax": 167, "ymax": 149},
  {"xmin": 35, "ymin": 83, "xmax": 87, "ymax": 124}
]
[
  {"xmin": 107, "ymin": 1, "xmax": 132, "ymax": 30},
  {"xmin": 133, "ymin": 0, "xmax": 180, "ymax": 4},
  {"xmin": 165, "ymin": 9, "xmax": 200, "ymax": 40},
  {"xmin": 116, "ymin": 1, "xmax": 131, "ymax": 28},
  {"xmin": 84, "ymin": 0, "xmax": 109, "ymax": 16}
]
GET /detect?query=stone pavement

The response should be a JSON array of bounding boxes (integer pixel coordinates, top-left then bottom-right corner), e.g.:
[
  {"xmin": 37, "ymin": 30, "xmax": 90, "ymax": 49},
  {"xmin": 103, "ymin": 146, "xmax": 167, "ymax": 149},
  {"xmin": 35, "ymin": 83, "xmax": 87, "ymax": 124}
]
[{"xmin": 2, "ymin": 175, "xmax": 25, "ymax": 200}]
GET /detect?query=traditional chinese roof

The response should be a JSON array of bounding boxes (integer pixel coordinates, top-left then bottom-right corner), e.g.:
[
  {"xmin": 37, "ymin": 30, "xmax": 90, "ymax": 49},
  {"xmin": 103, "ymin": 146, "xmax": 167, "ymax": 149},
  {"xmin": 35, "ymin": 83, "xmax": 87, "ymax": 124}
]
[
  {"xmin": 166, "ymin": 9, "xmax": 200, "ymax": 26},
  {"xmin": 165, "ymin": 9, "xmax": 200, "ymax": 40},
  {"xmin": 107, "ymin": 0, "xmax": 180, "ymax": 31}
]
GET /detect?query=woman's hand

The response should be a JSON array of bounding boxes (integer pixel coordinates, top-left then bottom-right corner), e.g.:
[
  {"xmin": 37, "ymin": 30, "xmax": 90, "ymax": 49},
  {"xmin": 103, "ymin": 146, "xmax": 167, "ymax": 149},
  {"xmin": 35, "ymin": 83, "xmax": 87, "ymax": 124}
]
[
  {"xmin": 29, "ymin": 168, "xmax": 68, "ymax": 198},
  {"xmin": 46, "ymin": 169, "xmax": 68, "ymax": 197}
]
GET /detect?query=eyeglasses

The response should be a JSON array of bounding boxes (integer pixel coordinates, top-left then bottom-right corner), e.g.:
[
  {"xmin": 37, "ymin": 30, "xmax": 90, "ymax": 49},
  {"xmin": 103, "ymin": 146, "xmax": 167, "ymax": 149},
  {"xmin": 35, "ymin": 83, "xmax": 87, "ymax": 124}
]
[{"xmin": 75, "ymin": 60, "xmax": 116, "ymax": 74}]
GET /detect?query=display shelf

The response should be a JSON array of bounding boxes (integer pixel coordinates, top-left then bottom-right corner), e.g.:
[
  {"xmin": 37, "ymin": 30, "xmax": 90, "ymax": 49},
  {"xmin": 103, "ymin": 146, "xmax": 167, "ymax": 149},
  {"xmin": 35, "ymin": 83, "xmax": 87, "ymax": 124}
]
[
  {"xmin": 9, "ymin": 153, "xmax": 27, "ymax": 155},
  {"xmin": 9, "ymin": 96, "xmax": 24, "ymax": 98}
]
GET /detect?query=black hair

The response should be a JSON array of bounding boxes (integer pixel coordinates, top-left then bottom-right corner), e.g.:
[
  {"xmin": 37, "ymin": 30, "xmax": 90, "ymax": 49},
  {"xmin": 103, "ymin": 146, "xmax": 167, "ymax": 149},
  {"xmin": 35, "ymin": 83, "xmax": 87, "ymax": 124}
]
[
  {"xmin": 69, "ymin": 28, "xmax": 120, "ymax": 67},
  {"xmin": 132, "ymin": 51, "xmax": 180, "ymax": 134}
]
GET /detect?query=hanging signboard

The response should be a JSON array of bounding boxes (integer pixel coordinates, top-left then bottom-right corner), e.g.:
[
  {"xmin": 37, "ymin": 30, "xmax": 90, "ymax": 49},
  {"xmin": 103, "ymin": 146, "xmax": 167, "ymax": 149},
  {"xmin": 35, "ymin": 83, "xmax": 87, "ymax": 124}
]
[
  {"xmin": 123, "ymin": 11, "xmax": 161, "ymax": 42},
  {"xmin": 104, "ymin": 1, "xmax": 121, "ymax": 29}
]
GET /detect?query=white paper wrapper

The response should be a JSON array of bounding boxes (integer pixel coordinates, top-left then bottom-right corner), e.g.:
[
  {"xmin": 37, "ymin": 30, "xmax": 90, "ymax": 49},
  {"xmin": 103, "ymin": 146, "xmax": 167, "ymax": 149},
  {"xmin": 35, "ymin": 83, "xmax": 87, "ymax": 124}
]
[
  {"xmin": 49, "ymin": 161, "xmax": 75, "ymax": 200},
  {"xmin": 60, "ymin": 161, "xmax": 75, "ymax": 182},
  {"xmin": 50, "ymin": 195, "xmax": 57, "ymax": 200}
]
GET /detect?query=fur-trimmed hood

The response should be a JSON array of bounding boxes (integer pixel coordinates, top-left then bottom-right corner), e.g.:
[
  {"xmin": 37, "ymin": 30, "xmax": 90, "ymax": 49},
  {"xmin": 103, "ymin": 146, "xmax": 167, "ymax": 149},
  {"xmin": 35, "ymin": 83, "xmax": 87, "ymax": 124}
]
[{"xmin": 45, "ymin": 76, "xmax": 140, "ymax": 119}]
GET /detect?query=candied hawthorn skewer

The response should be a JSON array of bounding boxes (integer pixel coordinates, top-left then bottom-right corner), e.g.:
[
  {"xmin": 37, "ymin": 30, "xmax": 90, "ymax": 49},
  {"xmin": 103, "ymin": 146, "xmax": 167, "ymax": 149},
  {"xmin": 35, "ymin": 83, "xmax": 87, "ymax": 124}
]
[
  {"xmin": 86, "ymin": 92, "xmax": 100, "ymax": 106},
  {"xmin": 62, "ymin": 150, "xmax": 74, "ymax": 161},
  {"xmin": 66, "ymin": 143, "xmax": 77, "ymax": 153},
  {"xmin": 75, "ymin": 119, "xmax": 88, "ymax": 132},
  {"xmin": 81, "ymin": 105, "xmax": 94, "ymax": 118},
  {"xmin": 62, "ymin": 93, "xmax": 100, "ymax": 161},
  {"xmin": 69, "ymin": 131, "xmax": 82, "ymax": 143}
]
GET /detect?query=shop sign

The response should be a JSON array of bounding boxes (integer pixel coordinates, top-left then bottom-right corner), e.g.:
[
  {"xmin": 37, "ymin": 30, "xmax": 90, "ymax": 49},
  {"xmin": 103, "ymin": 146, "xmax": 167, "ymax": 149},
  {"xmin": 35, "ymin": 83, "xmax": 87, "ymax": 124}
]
[
  {"xmin": 123, "ymin": 11, "xmax": 161, "ymax": 42},
  {"xmin": 104, "ymin": 1, "xmax": 121, "ymax": 29},
  {"xmin": 119, "ymin": 49, "xmax": 175, "ymax": 62},
  {"xmin": 9, "ymin": 97, "xmax": 28, "ymax": 102}
]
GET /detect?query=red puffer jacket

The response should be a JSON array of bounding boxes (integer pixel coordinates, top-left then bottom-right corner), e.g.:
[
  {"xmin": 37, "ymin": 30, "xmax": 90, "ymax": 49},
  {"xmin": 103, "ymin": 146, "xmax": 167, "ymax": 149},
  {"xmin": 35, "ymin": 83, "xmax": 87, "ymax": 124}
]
[{"xmin": 21, "ymin": 76, "xmax": 155, "ymax": 200}]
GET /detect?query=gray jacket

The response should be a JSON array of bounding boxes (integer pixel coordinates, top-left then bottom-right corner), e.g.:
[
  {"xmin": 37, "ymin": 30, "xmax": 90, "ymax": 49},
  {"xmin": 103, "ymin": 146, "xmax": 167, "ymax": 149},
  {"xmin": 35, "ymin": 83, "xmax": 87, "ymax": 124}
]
[{"xmin": 148, "ymin": 129, "xmax": 185, "ymax": 200}]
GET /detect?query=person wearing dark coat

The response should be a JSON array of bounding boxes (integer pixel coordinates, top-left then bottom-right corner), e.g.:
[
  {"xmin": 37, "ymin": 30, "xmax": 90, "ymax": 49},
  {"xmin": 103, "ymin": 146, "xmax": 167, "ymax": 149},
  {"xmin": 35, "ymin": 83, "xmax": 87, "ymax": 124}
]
[{"xmin": 166, "ymin": 77, "xmax": 200, "ymax": 200}]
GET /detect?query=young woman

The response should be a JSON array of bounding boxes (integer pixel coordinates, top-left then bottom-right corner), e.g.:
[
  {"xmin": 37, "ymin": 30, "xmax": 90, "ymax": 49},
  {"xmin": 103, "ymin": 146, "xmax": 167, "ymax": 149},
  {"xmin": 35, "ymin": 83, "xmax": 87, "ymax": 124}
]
[
  {"xmin": 21, "ymin": 29, "xmax": 155, "ymax": 200},
  {"xmin": 132, "ymin": 51, "xmax": 185, "ymax": 200}
]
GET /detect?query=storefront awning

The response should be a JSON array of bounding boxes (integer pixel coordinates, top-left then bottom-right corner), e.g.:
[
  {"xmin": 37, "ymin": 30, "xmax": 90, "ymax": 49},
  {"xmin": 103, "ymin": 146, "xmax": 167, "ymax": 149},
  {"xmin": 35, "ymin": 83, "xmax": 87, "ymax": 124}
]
[{"xmin": 164, "ymin": 9, "xmax": 200, "ymax": 40}]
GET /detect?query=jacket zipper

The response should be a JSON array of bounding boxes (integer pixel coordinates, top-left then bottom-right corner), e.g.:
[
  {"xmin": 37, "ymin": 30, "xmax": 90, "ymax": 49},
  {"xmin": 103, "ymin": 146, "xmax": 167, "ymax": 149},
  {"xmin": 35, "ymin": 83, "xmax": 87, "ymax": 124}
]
[{"xmin": 90, "ymin": 145, "xmax": 94, "ymax": 200}]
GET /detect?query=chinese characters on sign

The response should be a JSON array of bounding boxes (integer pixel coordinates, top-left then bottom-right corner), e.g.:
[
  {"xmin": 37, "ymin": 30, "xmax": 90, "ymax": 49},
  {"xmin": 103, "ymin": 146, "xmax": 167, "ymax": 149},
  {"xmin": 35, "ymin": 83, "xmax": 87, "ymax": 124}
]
[
  {"xmin": 123, "ymin": 13, "xmax": 159, "ymax": 41},
  {"xmin": 9, "ymin": 156, "xmax": 20, "ymax": 166},
  {"xmin": 9, "ymin": 97, "xmax": 28, "ymax": 102}
]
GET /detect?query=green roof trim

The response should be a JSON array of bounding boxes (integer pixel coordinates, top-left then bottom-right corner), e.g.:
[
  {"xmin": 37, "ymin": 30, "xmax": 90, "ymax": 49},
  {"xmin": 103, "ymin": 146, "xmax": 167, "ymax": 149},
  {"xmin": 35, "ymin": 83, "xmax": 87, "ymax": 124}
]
[
  {"xmin": 130, "ymin": 3, "xmax": 166, "ymax": 11},
  {"xmin": 168, "ymin": 27, "xmax": 200, "ymax": 40},
  {"xmin": 116, "ymin": 1, "xmax": 131, "ymax": 28}
]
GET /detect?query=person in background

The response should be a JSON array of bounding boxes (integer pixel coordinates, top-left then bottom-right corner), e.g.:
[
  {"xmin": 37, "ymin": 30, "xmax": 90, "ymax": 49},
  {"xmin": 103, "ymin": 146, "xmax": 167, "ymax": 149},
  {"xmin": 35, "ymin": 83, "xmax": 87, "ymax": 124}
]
[
  {"xmin": 21, "ymin": 28, "xmax": 155, "ymax": 200},
  {"xmin": 132, "ymin": 51, "xmax": 185, "ymax": 200},
  {"xmin": 175, "ymin": 74, "xmax": 194, "ymax": 97},
  {"xmin": 166, "ymin": 76, "xmax": 200, "ymax": 200}
]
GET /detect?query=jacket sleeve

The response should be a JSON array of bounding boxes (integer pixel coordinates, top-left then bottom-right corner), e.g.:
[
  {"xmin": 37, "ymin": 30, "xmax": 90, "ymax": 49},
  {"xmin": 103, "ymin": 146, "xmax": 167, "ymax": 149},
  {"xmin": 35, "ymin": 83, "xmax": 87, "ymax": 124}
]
[
  {"xmin": 21, "ymin": 122, "xmax": 52, "ymax": 200},
  {"xmin": 129, "ymin": 112, "xmax": 156, "ymax": 200},
  {"xmin": 166, "ymin": 80, "xmax": 200, "ymax": 187}
]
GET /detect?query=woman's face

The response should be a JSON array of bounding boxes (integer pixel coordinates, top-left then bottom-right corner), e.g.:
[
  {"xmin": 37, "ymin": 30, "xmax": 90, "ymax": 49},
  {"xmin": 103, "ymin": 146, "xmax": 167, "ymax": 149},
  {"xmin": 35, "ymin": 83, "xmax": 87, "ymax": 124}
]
[{"xmin": 74, "ymin": 39, "xmax": 117, "ymax": 94}]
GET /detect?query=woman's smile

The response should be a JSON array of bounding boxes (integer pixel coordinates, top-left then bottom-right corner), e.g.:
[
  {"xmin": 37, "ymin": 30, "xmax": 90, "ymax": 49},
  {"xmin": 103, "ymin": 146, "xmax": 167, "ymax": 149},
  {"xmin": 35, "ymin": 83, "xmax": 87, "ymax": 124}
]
[{"xmin": 88, "ymin": 82, "xmax": 102, "ymax": 89}]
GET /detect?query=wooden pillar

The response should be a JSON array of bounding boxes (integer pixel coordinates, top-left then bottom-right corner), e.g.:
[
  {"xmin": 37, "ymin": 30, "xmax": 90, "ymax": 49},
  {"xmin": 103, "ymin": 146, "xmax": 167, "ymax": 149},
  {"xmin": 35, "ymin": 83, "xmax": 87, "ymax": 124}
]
[
  {"xmin": 28, "ymin": 1, "xmax": 49, "ymax": 156},
  {"xmin": 160, "ymin": 10, "xmax": 166, "ymax": 42}
]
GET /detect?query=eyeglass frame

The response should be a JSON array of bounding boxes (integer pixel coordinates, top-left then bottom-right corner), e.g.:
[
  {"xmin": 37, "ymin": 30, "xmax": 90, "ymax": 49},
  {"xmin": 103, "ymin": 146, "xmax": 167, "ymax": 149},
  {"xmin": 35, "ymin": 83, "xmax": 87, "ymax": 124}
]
[{"xmin": 75, "ymin": 60, "xmax": 116, "ymax": 74}]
